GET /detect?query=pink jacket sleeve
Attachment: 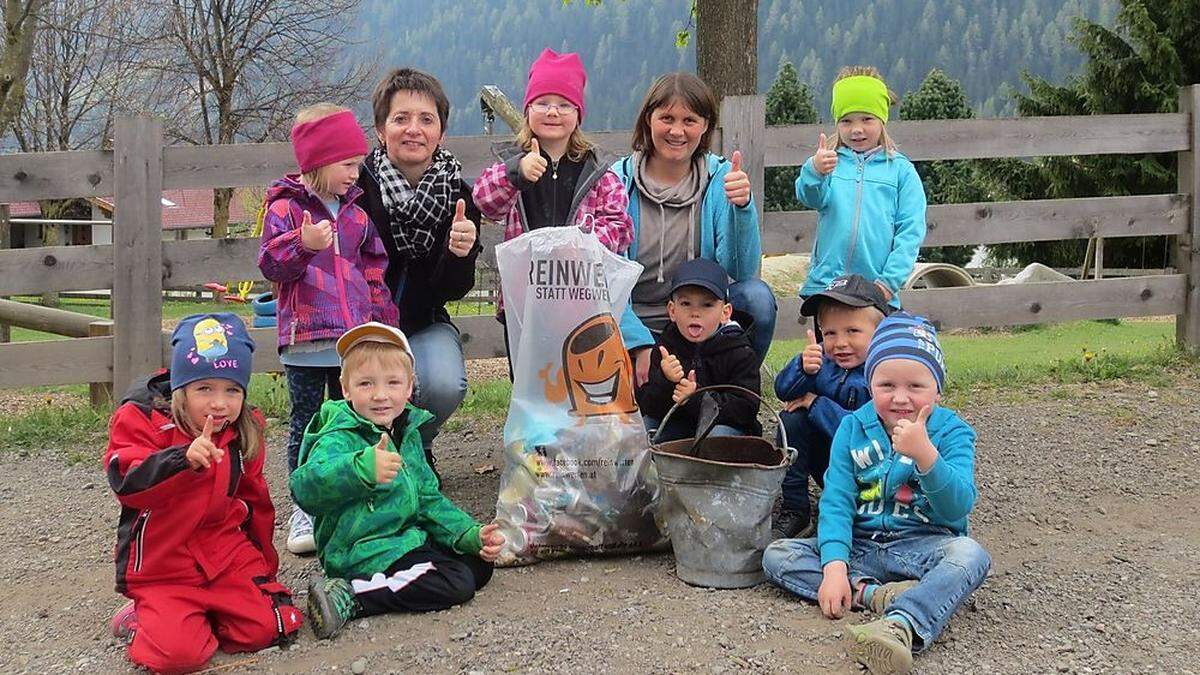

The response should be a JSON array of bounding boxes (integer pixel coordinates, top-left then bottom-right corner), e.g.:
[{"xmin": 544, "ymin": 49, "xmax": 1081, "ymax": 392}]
[
  {"xmin": 584, "ymin": 170, "xmax": 634, "ymax": 254},
  {"xmin": 257, "ymin": 199, "xmax": 317, "ymax": 283},
  {"xmin": 471, "ymin": 161, "xmax": 521, "ymax": 223}
]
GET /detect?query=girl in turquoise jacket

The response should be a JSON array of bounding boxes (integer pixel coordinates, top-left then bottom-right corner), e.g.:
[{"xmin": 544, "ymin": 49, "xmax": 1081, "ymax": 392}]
[{"xmin": 797, "ymin": 67, "xmax": 927, "ymax": 309}]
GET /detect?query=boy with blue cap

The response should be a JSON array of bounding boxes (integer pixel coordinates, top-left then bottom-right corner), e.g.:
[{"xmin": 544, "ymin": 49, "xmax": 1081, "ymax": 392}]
[{"xmin": 762, "ymin": 312, "xmax": 990, "ymax": 675}]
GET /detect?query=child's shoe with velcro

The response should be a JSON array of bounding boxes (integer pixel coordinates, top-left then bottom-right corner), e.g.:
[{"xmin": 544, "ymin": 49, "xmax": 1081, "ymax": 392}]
[
  {"xmin": 110, "ymin": 600, "xmax": 137, "ymax": 640},
  {"xmin": 844, "ymin": 617, "xmax": 914, "ymax": 674},
  {"xmin": 868, "ymin": 579, "xmax": 918, "ymax": 614},
  {"xmin": 307, "ymin": 574, "xmax": 358, "ymax": 640}
]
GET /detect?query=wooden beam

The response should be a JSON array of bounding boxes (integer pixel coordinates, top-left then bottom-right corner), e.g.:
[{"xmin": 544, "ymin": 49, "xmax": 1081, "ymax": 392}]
[
  {"xmin": 0, "ymin": 243, "xmax": 112, "ymax": 294},
  {"xmin": 0, "ymin": 149, "xmax": 114, "ymax": 203},
  {"xmin": 0, "ymin": 336, "xmax": 113, "ymax": 387},
  {"xmin": 762, "ymin": 194, "xmax": 1190, "ymax": 255},
  {"xmin": 0, "ymin": 298, "xmax": 102, "ymax": 337},
  {"xmin": 720, "ymin": 95, "xmax": 767, "ymax": 228},
  {"xmin": 763, "ymin": 113, "xmax": 1191, "ymax": 166},
  {"xmin": 162, "ymin": 237, "xmax": 262, "ymax": 286},
  {"xmin": 112, "ymin": 117, "xmax": 164, "ymax": 396},
  {"xmin": 1177, "ymin": 86, "xmax": 1200, "ymax": 352}
]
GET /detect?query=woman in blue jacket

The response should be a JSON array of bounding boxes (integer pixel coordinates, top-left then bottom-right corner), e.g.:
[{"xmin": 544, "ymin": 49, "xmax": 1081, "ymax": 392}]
[
  {"xmin": 798, "ymin": 66, "xmax": 927, "ymax": 310},
  {"xmin": 614, "ymin": 72, "xmax": 776, "ymax": 385}
]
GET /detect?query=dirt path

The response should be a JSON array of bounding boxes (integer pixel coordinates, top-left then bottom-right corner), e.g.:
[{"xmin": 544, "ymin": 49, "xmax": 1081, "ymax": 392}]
[{"xmin": 1, "ymin": 377, "xmax": 1196, "ymax": 674}]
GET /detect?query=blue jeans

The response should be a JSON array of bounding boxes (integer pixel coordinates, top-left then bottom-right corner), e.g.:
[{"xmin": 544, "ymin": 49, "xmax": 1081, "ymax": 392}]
[
  {"xmin": 776, "ymin": 409, "xmax": 830, "ymax": 516},
  {"xmin": 284, "ymin": 366, "xmax": 342, "ymax": 474},
  {"xmin": 761, "ymin": 533, "xmax": 991, "ymax": 650},
  {"xmin": 644, "ymin": 415, "xmax": 748, "ymax": 443},
  {"xmin": 728, "ymin": 278, "xmax": 777, "ymax": 365},
  {"xmin": 408, "ymin": 321, "xmax": 469, "ymax": 451}
]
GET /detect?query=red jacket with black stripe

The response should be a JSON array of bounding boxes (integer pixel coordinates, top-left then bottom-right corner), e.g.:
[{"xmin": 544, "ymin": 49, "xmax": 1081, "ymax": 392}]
[{"xmin": 104, "ymin": 371, "xmax": 279, "ymax": 594}]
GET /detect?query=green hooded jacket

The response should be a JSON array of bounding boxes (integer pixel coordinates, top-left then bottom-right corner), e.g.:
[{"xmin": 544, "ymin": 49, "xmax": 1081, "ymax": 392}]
[{"xmin": 290, "ymin": 399, "xmax": 482, "ymax": 579}]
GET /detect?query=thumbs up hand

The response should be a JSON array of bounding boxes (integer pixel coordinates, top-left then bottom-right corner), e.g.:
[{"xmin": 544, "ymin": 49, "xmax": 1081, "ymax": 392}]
[
  {"xmin": 892, "ymin": 405, "xmax": 936, "ymax": 468},
  {"xmin": 448, "ymin": 198, "xmax": 477, "ymax": 258},
  {"xmin": 672, "ymin": 370, "xmax": 698, "ymax": 403},
  {"xmin": 519, "ymin": 138, "xmax": 548, "ymax": 183},
  {"xmin": 812, "ymin": 133, "xmax": 838, "ymax": 175},
  {"xmin": 373, "ymin": 433, "xmax": 403, "ymax": 485},
  {"xmin": 722, "ymin": 150, "xmax": 751, "ymax": 207},
  {"xmin": 802, "ymin": 329, "xmax": 824, "ymax": 375},
  {"xmin": 299, "ymin": 210, "xmax": 334, "ymax": 251},
  {"xmin": 659, "ymin": 346, "xmax": 685, "ymax": 384},
  {"xmin": 186, "ymin": 415, "xmax": 224, "ymax": 470}
]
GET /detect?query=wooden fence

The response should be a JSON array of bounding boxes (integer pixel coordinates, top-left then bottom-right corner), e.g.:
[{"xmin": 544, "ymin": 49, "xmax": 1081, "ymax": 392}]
[{"xmin": 1, "ymin": 86, "xmax": 1197, "ymax": 398}]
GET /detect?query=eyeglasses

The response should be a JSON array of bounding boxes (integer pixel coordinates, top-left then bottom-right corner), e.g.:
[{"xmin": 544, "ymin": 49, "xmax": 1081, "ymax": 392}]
[{"xmin": 529, "ymin": 102, "xmax": 578, "ymax": 115}]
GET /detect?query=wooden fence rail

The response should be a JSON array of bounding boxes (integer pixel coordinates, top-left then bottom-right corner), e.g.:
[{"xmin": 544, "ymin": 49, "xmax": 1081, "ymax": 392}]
[{"xmin": 1, "ymin": 86, "xmax": 1198, "ymax": 397}]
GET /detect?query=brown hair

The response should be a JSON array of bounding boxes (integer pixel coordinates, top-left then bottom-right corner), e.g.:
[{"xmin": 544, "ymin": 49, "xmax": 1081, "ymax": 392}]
[
  {"xmin": 631, "ymin": 72, "xmax": 719, "ymax": 160},
  {"xmin": 826, "ymin": 66, "xmax": 899, "ymax": 156},
  {"xmin": 371, "ymin": 67, "xmax": 450, "ymax": 134},
  {"xmin": 339, "ymin": 341, "xmax": 415, "ymax": 385},
  {"xmin": 295, "ymin": 103, "xmax": 361, "ymax": 196},
  {"xmin": 170, "ymin": 388, "xmax": 263, "ymax": 461}
]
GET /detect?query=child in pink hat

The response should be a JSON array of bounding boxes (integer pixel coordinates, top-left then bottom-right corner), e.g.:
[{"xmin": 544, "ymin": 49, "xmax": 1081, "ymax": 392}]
[{"xmin": 472, "ymin": 49, "xmax": 634, "ymax": 371}]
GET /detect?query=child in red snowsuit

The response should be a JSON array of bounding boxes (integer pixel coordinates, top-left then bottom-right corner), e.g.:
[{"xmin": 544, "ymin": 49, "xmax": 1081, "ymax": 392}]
[{"xmin": 104, "ymin": 313, "xmax": 302, "ymax": 673}]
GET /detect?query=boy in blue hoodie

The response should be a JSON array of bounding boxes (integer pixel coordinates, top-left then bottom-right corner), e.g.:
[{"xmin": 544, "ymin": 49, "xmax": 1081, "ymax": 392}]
[
  {"xmin": 773, "ymin": 274, "xmax": 890, "ymax": 540},
  {"xmin": 762, "ymin": 313, "xmax": 990, "ymax": 675}
]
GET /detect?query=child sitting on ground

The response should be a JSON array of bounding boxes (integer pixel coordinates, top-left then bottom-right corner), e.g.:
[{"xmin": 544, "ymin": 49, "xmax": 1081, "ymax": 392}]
[
  {"xmin": 636, "ymin": 258, "xmax": 761, "ymax": 441},
  {"xmin": 104, "ymin": 314, "xmax": 302, "ymax": 673},
  {"xmin": 762, "ymin": 312, "xmax": 990, "ymax": 675},
  {"xmin": 291, "ymin": 322, "xmax": 505, "ymax": 640},
  {"xmin": 772, "ymin": 274, "xmax": 890, "ymax": 540}
]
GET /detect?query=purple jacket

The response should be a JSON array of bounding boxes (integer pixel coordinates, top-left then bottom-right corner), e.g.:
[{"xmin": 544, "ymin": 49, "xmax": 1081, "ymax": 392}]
[{"xmin": 257, "ymin": 176, "xmax": 399, "ymax": 349}]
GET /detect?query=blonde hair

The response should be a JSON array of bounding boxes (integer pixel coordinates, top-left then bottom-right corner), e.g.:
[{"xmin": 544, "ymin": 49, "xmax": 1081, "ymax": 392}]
[
  {"xmin": 339, "ymin": 341, "xmax": 415, "ymax": 385},
  {"xmin": 827, "ymin": 66, "xmax": 899, "ymax": 157},
  {"xmin": 516, "ymin": 122, "xmax": 593, "ymax": 163},
  {"xmin": 296, "ymin": 102, "xmax": 359, "ymax": 197},
  {"xmin": 170, "ymin": 388, "xmax": 263, "ymax": 461},
  {"xmin": 817, "ymin": 300, "xmax": 887, "ymax": 327}
]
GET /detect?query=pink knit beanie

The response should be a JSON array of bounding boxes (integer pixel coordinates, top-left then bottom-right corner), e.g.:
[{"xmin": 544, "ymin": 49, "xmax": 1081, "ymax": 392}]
[
  {"xmin": 290, "ymin": 109, "xmax": 369, "ymax": 173},
  {"xmin": 523, "ymin": 48, "xmax": 587, "ymax": 122}
]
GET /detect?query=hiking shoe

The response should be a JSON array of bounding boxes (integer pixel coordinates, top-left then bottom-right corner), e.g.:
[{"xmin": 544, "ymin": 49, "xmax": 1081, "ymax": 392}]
[
  {"xmin": 306, "ymin": 574, "xmax": 357, "ymax": 640},
  {"xmin": 868, "ymin": 580, "xmax": 919, "ymax": 614},
  {"xmin": 286, "ymin": 506, "xmax": 317, "ymax": 555},
  {"xmin": 110, "ymin": 600, "xmax": 137, "ymax": 640},
  {"xmin": 844, "ymin": 617, "xmax": 914, "ymax": 674},
  {"xmin": 771, "ymin": 510, "xmax": 814, "ymax": 540}
]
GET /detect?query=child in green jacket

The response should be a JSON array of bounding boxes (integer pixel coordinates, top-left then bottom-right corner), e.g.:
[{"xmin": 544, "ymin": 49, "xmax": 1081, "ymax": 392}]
[{"xmin": 291, "ymin": 322, "xmax": 505, "ymax": 640}]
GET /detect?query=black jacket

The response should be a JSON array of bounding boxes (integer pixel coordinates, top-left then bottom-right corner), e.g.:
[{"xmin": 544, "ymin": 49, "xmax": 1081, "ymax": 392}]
[
  {"xmin": 357, "ymin": 164, "xmax": 483, "ymax": 336},
  {"xmin": 637, "ymin": 316, "xmax": 762, "ymax": 435}
]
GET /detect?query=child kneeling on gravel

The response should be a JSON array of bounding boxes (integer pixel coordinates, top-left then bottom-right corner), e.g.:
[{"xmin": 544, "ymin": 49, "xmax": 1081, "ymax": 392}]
[
  {"xmin": 761, "ymin": 312, "xmax": 990, "ymax": 675},
  {"xmin": 291, "ymin": 322, "xmax": 505, "ymax": 639}
]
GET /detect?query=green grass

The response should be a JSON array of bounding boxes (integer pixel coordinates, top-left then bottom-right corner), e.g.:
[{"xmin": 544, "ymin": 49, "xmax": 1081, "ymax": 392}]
[{"xmin": 2, "ymin": 318, "xmax": 1195, "ymax": 454}]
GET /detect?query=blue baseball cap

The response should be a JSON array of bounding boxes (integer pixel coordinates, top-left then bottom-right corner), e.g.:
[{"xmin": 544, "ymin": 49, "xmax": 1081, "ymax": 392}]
[{"xmin": 669, "ymin": 258, "xmax": 730, "ymax": 301}]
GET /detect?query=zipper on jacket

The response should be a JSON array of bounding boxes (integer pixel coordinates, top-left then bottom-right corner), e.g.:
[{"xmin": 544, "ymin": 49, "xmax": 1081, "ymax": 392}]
[
  {"xmin": 835, "ymin": 369, "xmax": 848, "ymax": 404},
  {"xmin": 844, "ymin": 153, "xmax": 866, "ymax": 271},
  {"xmin": 329, "ymin": 213, "xmax": 355, "ymax": 329},
  {"xmin": 133, "ymin": 510, "xmax": 151, "ymax": 572}
]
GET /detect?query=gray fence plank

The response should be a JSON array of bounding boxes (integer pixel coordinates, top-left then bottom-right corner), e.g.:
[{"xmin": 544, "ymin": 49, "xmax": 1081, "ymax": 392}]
[
  {"xmin": 762, "ymin": 194, "xmax": 1190, "ymax": 254},
  {"xmin": 0, "ymin": 244, "xmax": 113, "ymax": 295},
  {"xmin": 0, "ymin": 149, "xmax": 113, "ymax": 202},
  {"xmin": 163, "ymin": 237, "xmax": 263, "ymax": 286},
  {"xmin": 763, "ymin": 114, "xmax": 1191, "ymax": 166},
  {"xmin": 0, "ymin": 336, "xmax": 113, "ymax": 387}
]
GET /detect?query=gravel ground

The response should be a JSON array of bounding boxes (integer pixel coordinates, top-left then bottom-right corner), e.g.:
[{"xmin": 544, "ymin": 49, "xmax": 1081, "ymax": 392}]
[{"xmin": 0, "ymin": 376, "xmax": 1197, "ymax": 674}]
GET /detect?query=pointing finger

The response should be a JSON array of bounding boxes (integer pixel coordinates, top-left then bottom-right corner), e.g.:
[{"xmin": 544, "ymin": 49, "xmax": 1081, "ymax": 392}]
[{"xmin": 201, "ymin": 415, "xmax": 214, "ymax": 440}]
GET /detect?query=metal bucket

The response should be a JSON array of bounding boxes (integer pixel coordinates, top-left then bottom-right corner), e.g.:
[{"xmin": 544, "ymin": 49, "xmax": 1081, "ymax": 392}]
[{"xmin": 650, "ymin": 385, "xmax": 794, "ymax": 589}]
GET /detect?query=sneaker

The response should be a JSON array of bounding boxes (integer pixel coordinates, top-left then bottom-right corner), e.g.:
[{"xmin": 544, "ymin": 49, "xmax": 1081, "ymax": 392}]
[
  {"xmin": 110, "ymin": 600, "xmax": 136, "ymax": 640},
  {"xmin": 867, "ymin": 580, "xmax": 919, "ymax": 614},
  {"xmin": 306, "ymin": 574, "xmax": 357, "ymax": 640},
  {"xmin": 844, "ymin": 617, "xmax": 914, "ymax": 674},
  {"xmin": 771, "ymin": 510, "xmax": 814, "ymax": 540},
  {"xmin": 286, "ymin": 506, "xmax": 317, "ymax": 555}
]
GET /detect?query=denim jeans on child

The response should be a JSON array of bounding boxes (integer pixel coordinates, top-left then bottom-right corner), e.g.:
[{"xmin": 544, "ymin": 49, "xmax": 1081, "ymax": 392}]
[
  {"xmin": 761, "ymin": 531, "xmax": 990, "ymax": 650},
  {"xmin": 407, "ymin": 321, "xmax": 469, "ymax": 451},
  {"xmin": 776, "ymin": 408, "xmax": 832, "ymax": 516},
  {"xmin": 285, "ymin": 366, "xmax": 342, "ymax": 473},
  {"xmin": 727, "ymin": 278, "xmax": 777, "ymax": 365}
]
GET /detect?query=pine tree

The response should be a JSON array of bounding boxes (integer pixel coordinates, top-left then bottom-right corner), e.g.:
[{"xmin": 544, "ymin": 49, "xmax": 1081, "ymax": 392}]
[{"xmin": 764, "ymin": 59, "xmax": 818, "ymax": 212}]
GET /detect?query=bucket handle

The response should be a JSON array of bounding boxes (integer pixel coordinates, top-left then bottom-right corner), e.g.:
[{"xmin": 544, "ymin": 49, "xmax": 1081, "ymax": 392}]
[{"xmin": 651, "ymin": 384, "xmax": 795, "ymax": 462}]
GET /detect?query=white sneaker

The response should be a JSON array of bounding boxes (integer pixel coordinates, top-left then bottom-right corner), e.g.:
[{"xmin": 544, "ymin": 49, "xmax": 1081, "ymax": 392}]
[{"xmin": 286, "ymin": 506, "xmax": 316, "ymax": 555}]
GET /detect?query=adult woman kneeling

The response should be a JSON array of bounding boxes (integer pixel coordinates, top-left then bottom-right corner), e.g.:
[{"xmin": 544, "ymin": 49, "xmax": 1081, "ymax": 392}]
[
  {"xmin": 358, "ymin": 68, "xmax": 481, "ymax": 474},
  {"xmin": 614, "ymin": 72, "xmax": 777, "ymax": 385}
]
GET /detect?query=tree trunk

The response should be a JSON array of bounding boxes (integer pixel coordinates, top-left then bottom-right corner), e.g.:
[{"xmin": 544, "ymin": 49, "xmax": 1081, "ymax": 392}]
[
  {"xmin": 212, "ymin": 187, "xmax": 232, "ymax": 239},
  {"xmin": 0, "ymin": 0, "xmax": 46, "ymax": 133},
  {"xmin": 695, "ymin": 0, "xmax": 758, "ymax": 103}
]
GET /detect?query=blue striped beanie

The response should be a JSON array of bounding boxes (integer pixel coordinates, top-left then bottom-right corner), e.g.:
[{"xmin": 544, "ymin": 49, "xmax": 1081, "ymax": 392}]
[{"xmin": 865, "ymin": 312, "xmax": 945, "ymax": 392}]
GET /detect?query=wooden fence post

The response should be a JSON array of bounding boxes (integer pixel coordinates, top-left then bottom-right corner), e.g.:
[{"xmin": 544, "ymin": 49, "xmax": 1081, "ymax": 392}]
[
  {"xmin": 89, "ymin": 320, "xmax": 114, "ymax": 407},
  {"xmin": 112, "ymin": 117, "xmax": 164, "ymax": 395},
  {"xmin": 719, "ymin": 94, "xmax": 766, "ymax": 230},
  {"xmin": 0, "ymin": 203, "xmax": 9, "ymax": 343},
  {"xmin": 1178, "ymin": 85, "xmax": 1200, "ymax": 353}
]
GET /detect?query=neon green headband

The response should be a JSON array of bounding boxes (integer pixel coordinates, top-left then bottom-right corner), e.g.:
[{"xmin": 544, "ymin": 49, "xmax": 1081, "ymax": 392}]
[{"xmin": 831, "ymin": 75, "xmax": 891, "ymax": 124}]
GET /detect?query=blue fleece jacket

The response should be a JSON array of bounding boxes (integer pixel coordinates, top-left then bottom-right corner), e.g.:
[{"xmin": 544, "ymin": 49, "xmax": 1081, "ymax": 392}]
[
  {"xmin": 796, "ymin": 147, "xmax": 926, "ymax": 306},
  {"xmin": 774, "ymin": 356, "xmax": 870, "ymax": 440},
  {"xmin": 817, "ymin": 403, "xmax": 977, "ymax": 567},
  {"xmin": 612, "ymin": 152, "xmax": 761, "ymax": 350}
]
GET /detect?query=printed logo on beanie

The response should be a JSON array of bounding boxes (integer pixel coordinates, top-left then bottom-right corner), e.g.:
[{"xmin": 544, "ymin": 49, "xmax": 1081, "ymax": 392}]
[
  {"xmin": 170, "ymin": 312, "xmax": 254, "ymax": 392},
  {"xmin": 185, "ymin": 317, "xmax": 241, "ymax": 370}
]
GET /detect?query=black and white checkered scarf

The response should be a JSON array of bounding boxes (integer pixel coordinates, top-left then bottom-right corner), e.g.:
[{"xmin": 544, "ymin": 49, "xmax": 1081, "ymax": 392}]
[{"xmin": 370, "ymin": 145, "xmax": 463, "ymax": 260}]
